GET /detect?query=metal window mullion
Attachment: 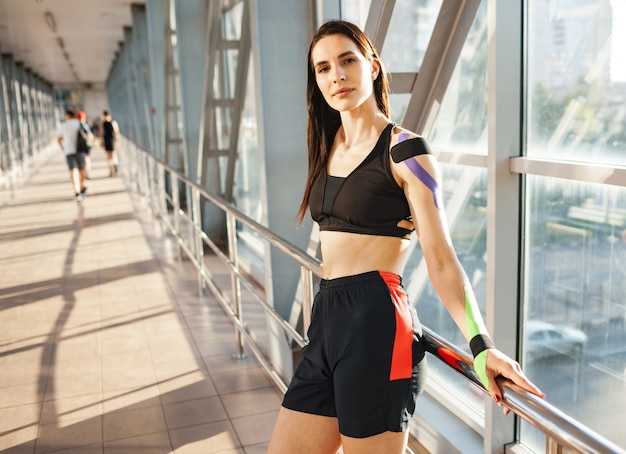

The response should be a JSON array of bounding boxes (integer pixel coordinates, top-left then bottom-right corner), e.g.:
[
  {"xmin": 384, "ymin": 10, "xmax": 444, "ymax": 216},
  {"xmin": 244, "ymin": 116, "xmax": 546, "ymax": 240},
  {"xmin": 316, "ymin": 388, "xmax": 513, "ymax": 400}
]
[
  {"xmin": 131, "ymin": 4, "xmax": 156, "ymax": 154},
  {"xmin": 0, "ymin": 57, "xmax": 12, "ymax": 170},
  {"xmin": 163, "ymin": 0, "xmax": 187, "ymax": 176},
  {"xmin": 124, "ymin": 27, "xmax": 145, "ymax": 150},
  {"xmin": 26, "ymin": 73, "xmax": 35, "ymax": 155},
  {"xmin": 485, "ymin": 1, "xmax": 524, "ymax": 452},
  {"xmin": 223, "ymin": 1, "xmax": 251, "ymax": 202},
  {"xmin": 2, "ymin": 56, "xmax": 17, "ymax": 157},
  {"xmin": 364, "ymin": 0, "xmax": 395, "ymax": 51},
  {"xmin": 11, "ymin": 62, "xmax": 25, "ymax": 162},
  {"xmin": 196, "ymin": 0, "xmax": 222, "ymax": 188}
]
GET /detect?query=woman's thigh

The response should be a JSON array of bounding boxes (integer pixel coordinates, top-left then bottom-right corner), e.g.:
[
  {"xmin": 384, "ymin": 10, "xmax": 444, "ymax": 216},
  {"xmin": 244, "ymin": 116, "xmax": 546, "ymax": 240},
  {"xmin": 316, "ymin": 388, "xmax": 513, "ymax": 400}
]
[
  {"xmin": 341, "ymin": 430, "xmax": 409, "ymax": 454},
  {"xmin": 267, "ymin": 407, "xmax": 341, "ymax": 454}
]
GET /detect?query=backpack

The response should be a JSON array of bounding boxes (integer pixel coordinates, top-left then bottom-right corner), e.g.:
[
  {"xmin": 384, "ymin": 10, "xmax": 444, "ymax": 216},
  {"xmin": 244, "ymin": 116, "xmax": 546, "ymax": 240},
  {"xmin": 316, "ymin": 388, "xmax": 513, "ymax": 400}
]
[{"xmin": 76, "ymin": 123, "xmax": 94, "ymax": 152}]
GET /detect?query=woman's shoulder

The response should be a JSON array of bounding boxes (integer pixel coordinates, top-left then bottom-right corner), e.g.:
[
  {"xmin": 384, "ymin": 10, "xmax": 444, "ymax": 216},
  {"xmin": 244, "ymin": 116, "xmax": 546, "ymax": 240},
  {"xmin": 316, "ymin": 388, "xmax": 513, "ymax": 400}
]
[
  {"xmin": 389, "ymin": 125, "xmax": 431, "ymax": 163},
  {"xmin": 390, "ymin": 125, "xmax": 419, "ymax": 141}
]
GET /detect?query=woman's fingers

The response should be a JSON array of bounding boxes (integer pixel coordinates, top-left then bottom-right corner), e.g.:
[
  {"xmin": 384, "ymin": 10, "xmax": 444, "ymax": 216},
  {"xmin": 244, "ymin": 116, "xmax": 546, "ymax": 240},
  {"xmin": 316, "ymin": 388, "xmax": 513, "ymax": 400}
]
[{"xmin": 485, "ymin": 349, "xmax": 546, "ymax": 415}]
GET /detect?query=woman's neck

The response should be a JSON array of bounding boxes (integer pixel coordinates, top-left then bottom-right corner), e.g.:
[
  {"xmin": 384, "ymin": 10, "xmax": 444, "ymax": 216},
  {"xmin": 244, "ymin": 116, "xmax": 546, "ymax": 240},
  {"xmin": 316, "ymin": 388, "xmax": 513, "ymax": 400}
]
[{"xmin": 338, "ymin": 110, "xmax": 389, "ymax": 149}]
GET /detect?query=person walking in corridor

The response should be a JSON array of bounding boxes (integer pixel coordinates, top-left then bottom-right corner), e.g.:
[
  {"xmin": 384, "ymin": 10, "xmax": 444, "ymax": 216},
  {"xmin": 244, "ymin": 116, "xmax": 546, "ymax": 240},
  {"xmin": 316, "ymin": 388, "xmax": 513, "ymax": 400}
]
[
  {"xmin": 99, "ymin": 109, "xmax": 120, "ymax": 177},
  {"xmin": 77, "ymin": 110, "xmax": 94, "ymax": 179},
  {"xmin": 56, "ymin": 108, "xmax": 87, "ymax": 201},
  {"xmin": 268, "ymin": 20, "xmax": 545, "ymax": 454}
]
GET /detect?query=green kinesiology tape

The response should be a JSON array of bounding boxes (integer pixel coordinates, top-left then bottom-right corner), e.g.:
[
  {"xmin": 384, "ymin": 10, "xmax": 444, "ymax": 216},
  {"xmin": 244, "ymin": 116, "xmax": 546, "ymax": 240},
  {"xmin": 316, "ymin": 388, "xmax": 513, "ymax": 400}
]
[
  {"xmin": 464, "ymin": 284, "xmax": 484, "ymax": 339},
  {"xmin": 464, "ymin": 284, "xmax": 492, "ymax": 388}
]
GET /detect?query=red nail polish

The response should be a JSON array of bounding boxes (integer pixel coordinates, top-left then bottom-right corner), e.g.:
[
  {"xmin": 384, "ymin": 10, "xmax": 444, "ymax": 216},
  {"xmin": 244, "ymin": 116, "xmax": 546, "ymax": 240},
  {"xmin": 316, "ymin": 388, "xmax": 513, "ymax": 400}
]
[{"xmin": 494, "ymin": 395, "xmax": 501, "ymax": 403}]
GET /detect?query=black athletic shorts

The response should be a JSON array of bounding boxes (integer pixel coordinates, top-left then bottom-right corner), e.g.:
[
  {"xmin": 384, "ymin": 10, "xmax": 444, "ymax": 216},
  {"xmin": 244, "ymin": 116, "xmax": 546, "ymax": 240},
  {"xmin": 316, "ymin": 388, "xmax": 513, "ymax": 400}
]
[
  {"xmin": 281, "ymin": 270, "xmax": 427, "ymax": 439},
  {"xmin": 65, "ymin": 153, "xmax": 86, "ymax": 171}
]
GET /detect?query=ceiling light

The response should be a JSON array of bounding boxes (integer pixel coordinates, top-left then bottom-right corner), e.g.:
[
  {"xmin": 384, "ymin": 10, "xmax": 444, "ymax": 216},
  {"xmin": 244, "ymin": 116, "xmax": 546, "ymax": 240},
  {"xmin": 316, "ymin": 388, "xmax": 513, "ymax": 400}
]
[{"xmin": 45, "ymin": 12, "xmax": 56, "ymax": 33}]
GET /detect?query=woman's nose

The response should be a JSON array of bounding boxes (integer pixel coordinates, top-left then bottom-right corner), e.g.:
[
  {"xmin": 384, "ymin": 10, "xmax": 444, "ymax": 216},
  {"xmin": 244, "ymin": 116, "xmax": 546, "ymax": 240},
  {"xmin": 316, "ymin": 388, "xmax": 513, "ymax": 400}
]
[{"xmin": 332, "ymin": 67, "xmax": 346, "ymax": 82}]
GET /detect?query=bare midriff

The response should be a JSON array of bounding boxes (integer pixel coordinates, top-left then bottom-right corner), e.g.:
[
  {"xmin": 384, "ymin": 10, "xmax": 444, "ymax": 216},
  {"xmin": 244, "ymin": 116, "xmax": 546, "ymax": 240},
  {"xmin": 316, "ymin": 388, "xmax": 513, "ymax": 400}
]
[{"xmin": 319, "ymin": 231, "xmax": 411, "ymax": 279}]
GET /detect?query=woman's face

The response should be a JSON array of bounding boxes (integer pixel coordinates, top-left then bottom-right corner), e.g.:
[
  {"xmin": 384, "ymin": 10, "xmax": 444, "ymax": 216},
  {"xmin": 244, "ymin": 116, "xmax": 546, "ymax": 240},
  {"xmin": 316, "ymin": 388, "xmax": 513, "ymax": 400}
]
[{"xmin": 310, "ymin": 34, "xmax": 379, "ymax": 113}]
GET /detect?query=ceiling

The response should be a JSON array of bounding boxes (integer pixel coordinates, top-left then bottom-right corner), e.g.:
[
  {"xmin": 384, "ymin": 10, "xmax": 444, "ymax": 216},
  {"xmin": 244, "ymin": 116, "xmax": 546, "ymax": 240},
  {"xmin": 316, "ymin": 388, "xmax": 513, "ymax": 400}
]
[{"xmin": 0, "ymin": 0, "xmax": 145, "ymax": 89}]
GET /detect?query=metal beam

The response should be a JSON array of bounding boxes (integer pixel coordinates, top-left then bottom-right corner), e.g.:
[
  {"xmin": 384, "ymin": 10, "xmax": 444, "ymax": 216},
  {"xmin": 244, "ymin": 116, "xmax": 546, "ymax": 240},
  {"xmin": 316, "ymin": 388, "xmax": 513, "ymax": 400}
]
[
  {"xmin": 485, "ymin": 1, "xmax": 523, "ymax": 451},
  {"xmin": 364, "ymin": 0, "xmax": 396, "ymax": 52}
]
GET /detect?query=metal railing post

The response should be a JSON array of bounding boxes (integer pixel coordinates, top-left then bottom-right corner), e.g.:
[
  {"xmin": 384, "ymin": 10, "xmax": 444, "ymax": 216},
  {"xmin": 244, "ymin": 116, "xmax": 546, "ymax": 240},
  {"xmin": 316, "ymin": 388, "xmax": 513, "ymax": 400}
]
[
  {"xmin": 142, "ymin": 151, "xmax": 150, "ymax": 197},
  {"xmin": 226, "ymin": 211, "xmax": 246, "ymax": 359},
  {"xmin": 192, "ymin": 186, "xmax": 205, "ymax": 296},
  {"xmin": 546, "ymin": 437, "xmax": 564, "ymax": 454},
  {"xmin": 157, "ymin": 163, "xmax": 167, "ymax": 223},
  {"xmin": 144, "ymin": 154, "xmax": 152, "ymax": 201},
  {"xmin": 301, "ymin": 267, "xmax": 314, "ymax": 338},
  {"xmin": 171, "ymin": 173, "xmax": 181, "ymax": 260},
  {"xmin": 148, "ymin": 158, "xmax": 157, "ymax": 215}
]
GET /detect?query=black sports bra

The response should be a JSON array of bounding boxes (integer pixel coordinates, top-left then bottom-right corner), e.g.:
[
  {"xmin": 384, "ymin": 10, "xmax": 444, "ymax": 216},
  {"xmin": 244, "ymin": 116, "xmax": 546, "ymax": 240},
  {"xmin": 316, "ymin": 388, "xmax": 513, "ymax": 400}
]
[{"xmin": 309, "ymin": 123, "xmax": 430, "ymax": 239}]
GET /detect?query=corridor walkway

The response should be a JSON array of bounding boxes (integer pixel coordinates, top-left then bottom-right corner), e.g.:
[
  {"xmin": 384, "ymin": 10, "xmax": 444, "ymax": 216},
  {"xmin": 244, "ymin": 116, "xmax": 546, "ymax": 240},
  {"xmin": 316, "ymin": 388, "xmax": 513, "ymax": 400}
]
[{"xmin": 0, "ymin": 145, "xmax": 281, "ymax": 453}]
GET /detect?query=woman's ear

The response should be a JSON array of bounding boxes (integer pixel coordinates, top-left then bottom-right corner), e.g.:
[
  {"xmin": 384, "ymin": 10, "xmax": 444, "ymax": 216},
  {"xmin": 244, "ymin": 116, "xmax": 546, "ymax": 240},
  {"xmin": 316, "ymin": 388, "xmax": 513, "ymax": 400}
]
[{"xmin": 372, "ymin": 59, "xmax": 381, "ymax": 79}]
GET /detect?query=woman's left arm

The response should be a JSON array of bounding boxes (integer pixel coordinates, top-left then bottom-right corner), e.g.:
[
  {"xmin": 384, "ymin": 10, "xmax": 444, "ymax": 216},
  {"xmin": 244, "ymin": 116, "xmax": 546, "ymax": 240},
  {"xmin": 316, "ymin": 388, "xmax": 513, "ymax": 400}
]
[{"xmin": 392, "ymin": 148, "xmax": 545, "ymax": 409}]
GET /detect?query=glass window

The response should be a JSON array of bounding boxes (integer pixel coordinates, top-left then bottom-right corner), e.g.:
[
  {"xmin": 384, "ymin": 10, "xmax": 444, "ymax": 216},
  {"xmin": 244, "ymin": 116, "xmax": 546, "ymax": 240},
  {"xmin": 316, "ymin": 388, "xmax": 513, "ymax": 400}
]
[
  {"xmin": 383, "ymin": 0, "xmax": 441, "ymax": 121},
  {"xmin": 429, "ymin": 1, "xmax": 487, "ymax": 153},
  {"xmin": 521, "ymin": 175, "xmax": 626, "ymax": 450},
  {"xmin": 389, "ymin": 93, "xmax": 413, "ymax": 125},
  {"xmin": 381, "ymin": 0, "xmax": 441, "ymax": 73},
  {"xmin": 527, "ymin": 0, "xmax": 626, "ymax": 165},
  {"xmin": 341, "ymin": 0, "xmax": 371, "ymax": 28},
  {"xmin": 342, "ymin": 0, "xmax": 440, "ymax": 74}
]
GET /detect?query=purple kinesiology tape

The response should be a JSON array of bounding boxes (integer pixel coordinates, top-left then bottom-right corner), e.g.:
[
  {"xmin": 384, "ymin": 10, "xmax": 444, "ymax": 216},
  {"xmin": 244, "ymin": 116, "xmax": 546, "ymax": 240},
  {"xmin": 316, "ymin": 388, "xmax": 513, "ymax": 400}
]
[{"xmin": 394, "ymin": 132, "xmax": 442, "ymax": 210}]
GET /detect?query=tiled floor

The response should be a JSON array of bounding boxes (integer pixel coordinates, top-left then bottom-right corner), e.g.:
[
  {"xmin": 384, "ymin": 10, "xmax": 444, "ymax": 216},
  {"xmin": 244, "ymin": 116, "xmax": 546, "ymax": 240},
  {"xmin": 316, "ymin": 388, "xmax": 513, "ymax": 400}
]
[{"xmin": 0, "ymin": 145, "xmax": 282, "ymax": 453}]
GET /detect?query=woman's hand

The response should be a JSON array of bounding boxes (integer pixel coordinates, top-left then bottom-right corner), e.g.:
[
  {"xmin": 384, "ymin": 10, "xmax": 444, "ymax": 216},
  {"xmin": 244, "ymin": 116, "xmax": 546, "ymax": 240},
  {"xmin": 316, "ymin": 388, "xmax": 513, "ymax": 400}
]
[{"xmin": 483, "ymin": 348, "xmax": 545, "ymax": 414}]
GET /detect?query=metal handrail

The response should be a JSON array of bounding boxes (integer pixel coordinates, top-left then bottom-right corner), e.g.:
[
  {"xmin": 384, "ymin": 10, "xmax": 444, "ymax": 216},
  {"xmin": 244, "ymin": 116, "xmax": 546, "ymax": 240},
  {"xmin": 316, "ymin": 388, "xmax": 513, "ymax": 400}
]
[{"xmin": 122, "ymin": 139, "xmax": 625, "ymax": 454}]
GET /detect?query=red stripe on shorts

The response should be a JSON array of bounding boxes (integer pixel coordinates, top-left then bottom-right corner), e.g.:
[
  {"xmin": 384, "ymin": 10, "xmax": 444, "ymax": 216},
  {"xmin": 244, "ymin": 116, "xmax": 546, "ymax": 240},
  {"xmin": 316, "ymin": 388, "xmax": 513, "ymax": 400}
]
[{"xmin": 379, "ymin": 271, "xmax": 414, "ymax": 381}]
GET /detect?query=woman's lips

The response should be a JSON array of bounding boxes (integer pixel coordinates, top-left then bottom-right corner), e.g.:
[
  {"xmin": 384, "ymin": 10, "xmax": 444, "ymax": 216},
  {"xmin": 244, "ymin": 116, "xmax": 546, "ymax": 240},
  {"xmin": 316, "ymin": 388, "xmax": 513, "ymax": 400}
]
[{"xmin": 333, "ymin": 88, "xmax": 352, "ymax": 97}]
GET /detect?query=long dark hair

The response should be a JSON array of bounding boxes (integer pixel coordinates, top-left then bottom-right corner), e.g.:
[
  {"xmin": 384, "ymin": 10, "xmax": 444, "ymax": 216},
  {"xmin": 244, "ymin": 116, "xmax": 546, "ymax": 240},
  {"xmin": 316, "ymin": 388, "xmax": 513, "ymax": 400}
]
[{"xmin": 296, "ymin": 20, "xmax": 391, "ymax": 224}]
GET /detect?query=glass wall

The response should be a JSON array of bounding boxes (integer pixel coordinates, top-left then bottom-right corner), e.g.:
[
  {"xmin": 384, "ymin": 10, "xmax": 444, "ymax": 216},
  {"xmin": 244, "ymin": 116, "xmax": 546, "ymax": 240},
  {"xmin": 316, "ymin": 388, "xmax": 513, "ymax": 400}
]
[
  {"xmin": 527, "ymin": 0, "xmax": 626, "ymax": 165},
  {"xmin": 522, "ymin": 0, "xmax": 626, "ymax": 449},
  {"xmin": 226, "ymin": 0, "xmax": 626, "ymax": 449},
  {"xmin": 383, "ymin": 0, "xmax": 441, "ymax": 123},
  {"xmin": 429, "ymin": 1, "xmax": 487, "ymax": 153},
  {"xmin": 522, "ymin": 176, "xmax": 626, "ymax": 450},
  {"xmin": 312, "ymin": 0, "xmax": 626, "ymax": 449}
]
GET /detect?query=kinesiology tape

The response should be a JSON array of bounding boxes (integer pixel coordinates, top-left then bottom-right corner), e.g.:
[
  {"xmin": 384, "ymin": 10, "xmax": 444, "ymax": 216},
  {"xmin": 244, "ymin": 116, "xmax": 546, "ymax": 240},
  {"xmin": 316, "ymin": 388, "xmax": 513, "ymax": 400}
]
[
  {"xmin": 391, "ymin": 133, "xmax": 442, "ymax": 210},
  {"xmin": 464, "ymin": 284, "xmax": 494, "ymax": 389}
]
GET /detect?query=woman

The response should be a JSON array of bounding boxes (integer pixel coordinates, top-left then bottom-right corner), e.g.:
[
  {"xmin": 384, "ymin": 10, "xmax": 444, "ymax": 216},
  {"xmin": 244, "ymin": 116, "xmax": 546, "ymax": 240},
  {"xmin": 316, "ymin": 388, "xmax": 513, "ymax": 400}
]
[
  {"xmin": 99, "ymin": 109, "xmax": 120, "ymax": 177},
  {"xmin": 268, "ymin": 20, "xmax": 544, "ymax": 454}
]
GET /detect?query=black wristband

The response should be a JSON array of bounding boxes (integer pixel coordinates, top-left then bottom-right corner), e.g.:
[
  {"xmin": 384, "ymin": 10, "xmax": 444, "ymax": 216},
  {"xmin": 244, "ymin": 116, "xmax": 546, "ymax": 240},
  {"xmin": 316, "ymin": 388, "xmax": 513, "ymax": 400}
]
[{"xmin": 469, "ymin": 334, "xmax": 495, "ymax": 358}]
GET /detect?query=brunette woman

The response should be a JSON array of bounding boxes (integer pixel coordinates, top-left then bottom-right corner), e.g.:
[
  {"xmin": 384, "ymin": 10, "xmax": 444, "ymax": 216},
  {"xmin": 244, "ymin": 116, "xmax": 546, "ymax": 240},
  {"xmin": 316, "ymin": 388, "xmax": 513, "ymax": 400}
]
[{"xmin": 268, "ymin": 20, "xmax": 544, "ymax": 454}]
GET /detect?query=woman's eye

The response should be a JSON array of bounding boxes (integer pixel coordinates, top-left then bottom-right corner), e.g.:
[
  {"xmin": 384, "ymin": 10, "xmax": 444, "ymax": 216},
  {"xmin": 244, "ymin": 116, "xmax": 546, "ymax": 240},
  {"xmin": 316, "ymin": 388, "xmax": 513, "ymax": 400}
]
[
  {"xmin": 344, "ymin": 58, "xmax": 356, "ymax": 64},
  {"xmin": 317, "ymin": 66, "xmax": 329, "ymax": 73}
]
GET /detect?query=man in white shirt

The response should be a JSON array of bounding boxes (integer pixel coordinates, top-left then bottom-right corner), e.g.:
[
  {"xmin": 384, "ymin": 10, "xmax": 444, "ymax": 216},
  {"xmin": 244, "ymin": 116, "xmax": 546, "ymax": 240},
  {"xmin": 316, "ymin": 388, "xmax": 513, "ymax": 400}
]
[{"xmin": 56, "ymin": 108, "xmax": 87, "ymax": 201}]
